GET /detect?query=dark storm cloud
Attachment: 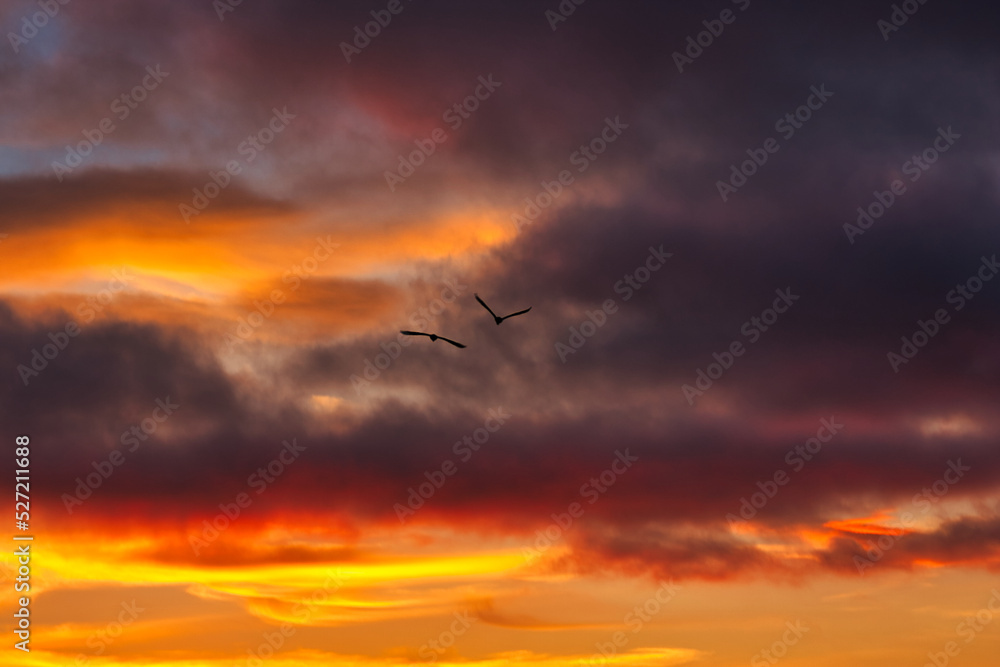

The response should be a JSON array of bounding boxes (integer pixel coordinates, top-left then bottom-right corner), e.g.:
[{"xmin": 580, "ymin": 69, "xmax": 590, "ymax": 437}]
[
  {"xmin": 5, "ymin": 0, "xmax": 999, "ymax": 208},
  {"xmin": 0, "ymin": 301, "xmax": 242, "ymax": 450},
  {"xmin": 558, "ymin": 511, "xmax": 1000, "ymax": 582},
  {"xmin": 284, "ymin": 172, "xmax": 1000, "ymax": 426},
  {"xmin": 819, "ymin": 514, "xmax": 1000, "ymax": 574},
  {"xmin": 3, "ymin": 287, "xmax": 998, "ymax": 580},
  {"xmin": 3, "ymin": 0, "xmax": 999, "ymax": 583},
  {"xmin": 0, "ymin": 302, "xmax": 314, "ymax": 520}
]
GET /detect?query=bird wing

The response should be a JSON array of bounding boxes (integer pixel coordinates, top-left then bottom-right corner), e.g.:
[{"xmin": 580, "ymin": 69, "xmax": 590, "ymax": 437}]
[
  {"xmin": 400, "ymin": 330, "xmax": 431, "ymax": 337},
  {"xmin": 500, "ymin": 306, "xmax": 532, "ymax": 321},
  {"xmin": 475, "ymin": 294, "xmax": 499, "ymax": 319},
  {"xmin": 437, "ymin": 336, "xmax": 466, "ymax": 348}
]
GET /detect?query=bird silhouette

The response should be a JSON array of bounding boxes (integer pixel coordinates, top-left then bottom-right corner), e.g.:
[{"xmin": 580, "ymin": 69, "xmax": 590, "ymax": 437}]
[
  {"xmin": 475, "ymin": 294, "xmax": 532, "ymax": 325},
  {"xmin": 400, "ymin": 331, "xmax": 466, "ymax": 348}
]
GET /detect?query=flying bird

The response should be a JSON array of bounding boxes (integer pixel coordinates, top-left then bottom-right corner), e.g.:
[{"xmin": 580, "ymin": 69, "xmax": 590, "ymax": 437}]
[
  {"xmin": 475, "ymin": 294, "xmax": 532, "ymax": 325},
  {"xmin": 400, "ymin": 331, "xmax": 466, "ymax": 348}
]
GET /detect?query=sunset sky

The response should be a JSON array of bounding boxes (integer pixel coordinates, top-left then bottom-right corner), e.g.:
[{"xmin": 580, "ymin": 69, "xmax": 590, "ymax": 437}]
[{"xmin": 2, "ymin": 1, "xmax": 1000, "ymax": 666}]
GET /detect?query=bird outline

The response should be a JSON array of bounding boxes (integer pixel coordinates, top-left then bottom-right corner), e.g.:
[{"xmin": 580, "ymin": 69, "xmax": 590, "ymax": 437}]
[
  {"xmin": 474, "ymin": 294, "xmax": 531, "ymax": 325},
  {"xmin": 400, "ymin": 331, "xmax": 466, "ymax": 348}
]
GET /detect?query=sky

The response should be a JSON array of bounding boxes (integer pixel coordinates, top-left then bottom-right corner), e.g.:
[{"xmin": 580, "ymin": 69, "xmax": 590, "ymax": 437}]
[{"xmin": 1, "ymin": 0, "xmax": 999, "ymax": 665}]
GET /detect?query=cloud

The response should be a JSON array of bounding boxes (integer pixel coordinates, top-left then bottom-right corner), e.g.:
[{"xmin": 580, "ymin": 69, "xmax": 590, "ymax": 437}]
[{"xmin": 2, "ymin": 0, "xmax": 1000, "ymax": 605}]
